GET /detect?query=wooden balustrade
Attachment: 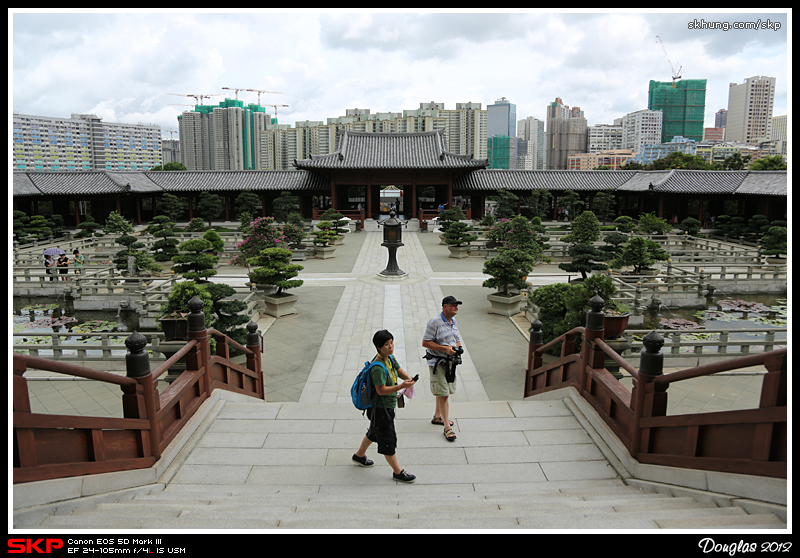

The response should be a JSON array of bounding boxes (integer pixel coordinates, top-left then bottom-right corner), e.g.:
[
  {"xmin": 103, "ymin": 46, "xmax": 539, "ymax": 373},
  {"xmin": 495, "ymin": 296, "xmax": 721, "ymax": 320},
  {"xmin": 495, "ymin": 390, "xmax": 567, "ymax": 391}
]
[
  {"xmin": 12, "ymin": 296, "xmax": 264, "ymax": 484},
  {"xmin": 524, "ymin": 295, "xmax": 787, "ymax": 479}
]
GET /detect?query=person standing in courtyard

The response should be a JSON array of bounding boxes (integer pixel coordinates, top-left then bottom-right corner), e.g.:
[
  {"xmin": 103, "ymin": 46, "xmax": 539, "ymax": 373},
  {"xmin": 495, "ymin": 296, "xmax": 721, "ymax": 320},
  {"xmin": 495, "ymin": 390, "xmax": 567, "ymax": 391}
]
[
  {"xmin": 56, "ymin": 253, "xmax": 69, "ymax": 280},
  {"xmin": 72, "ymin": 249, "xmax": 85, "ymax": 274},
  {"xmin": 422, "ymin": 295, "xmax": 462, "ymax": 442},
  {"xmin": 352, "ymin": 329, "xmax": 418, "ymax": 483}
]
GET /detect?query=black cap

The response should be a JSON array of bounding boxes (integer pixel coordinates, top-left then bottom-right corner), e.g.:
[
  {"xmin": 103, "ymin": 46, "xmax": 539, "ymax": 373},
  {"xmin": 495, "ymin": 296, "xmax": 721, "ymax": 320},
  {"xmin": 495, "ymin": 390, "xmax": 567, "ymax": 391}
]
[{"xmin": 442, "ymin": 296, "xmax": 462, "ymax": 306}]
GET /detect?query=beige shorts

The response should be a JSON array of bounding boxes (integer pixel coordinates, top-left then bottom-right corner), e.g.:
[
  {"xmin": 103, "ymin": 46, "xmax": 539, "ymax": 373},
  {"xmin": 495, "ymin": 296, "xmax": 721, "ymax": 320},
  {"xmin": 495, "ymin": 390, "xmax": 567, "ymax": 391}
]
[{"xmin": 429, "ymin": 363, "xmax": 457, "ymax": 397}]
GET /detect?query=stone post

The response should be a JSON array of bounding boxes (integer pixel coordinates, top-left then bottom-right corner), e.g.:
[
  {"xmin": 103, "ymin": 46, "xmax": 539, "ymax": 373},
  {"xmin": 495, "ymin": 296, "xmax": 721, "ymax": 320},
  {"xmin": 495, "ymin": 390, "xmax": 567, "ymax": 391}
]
[{"xmin": 245, "ymin": 321, "xmax": 265, "ymax": 399}]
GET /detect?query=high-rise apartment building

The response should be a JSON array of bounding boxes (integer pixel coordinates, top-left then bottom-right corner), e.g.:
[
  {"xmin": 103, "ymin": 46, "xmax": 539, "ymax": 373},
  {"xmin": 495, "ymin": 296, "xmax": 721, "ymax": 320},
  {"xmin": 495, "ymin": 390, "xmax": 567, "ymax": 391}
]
[
  {"xmin": 12, "ymin": 112, "xmax": 161, "ymax": 172},
  {"xmin": 725, "ymin": 76, "xmax": 776, "ymax": 144},
  {"xmin": 517, "ymin": 116, "xmax": 545, "ymax": 170},
  {"xmin": 545, "ymin": 97, "xmax": 587, "ymax": 170},
  {"xmin": 715, "ymin": 109, "xmax": 728, "ymax": 129},
  {"xmin": 177, "ymin": 99, "xmax": 272, "ymax": 171},
  {"xmin": 621, "ymin": 109, "xmax": 663, "ymax": 154},
  {"xmin": 588, "ymin": 122, "xmax": 623, "ymax": 153},
  {"xmin": 648, "ymin": 79, "xmax": 707, "ymax": 143}
]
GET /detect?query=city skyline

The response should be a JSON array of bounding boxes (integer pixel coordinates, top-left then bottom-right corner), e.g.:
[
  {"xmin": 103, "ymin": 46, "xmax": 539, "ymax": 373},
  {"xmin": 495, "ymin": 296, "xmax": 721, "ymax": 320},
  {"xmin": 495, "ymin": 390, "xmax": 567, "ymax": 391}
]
[{"xmin": 12, "ymin": 10, "xmax": 789, "ymax": 138}]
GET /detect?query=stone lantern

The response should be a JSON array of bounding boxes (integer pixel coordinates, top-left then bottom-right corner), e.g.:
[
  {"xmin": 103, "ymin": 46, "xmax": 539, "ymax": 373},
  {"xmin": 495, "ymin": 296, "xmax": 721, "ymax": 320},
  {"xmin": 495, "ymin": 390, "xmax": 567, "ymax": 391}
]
[{"xmin": 378, "ymin": 211, "xmax": 407, "ymax": 278}]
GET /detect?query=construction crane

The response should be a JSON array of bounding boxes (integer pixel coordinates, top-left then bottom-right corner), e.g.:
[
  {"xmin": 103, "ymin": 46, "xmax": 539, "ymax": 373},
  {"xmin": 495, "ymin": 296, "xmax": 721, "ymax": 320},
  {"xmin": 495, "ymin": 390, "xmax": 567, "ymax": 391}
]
[
  {"xmin": 655, "ymin": 36, "xmax": 682, "ymax": 87},
  {"xmin": 168, "ymin": 93, "xmax": 218, "ymax": 105},
  {"xmin": 221, "ymin": 87, "xmax": 248, "ymax": 99},
  {"xmin": 247, "ymin": 88, "xmax": 283, "ymax": 105},
  {"xmin": 264, "ymin": 104, "xmax": 289, "ymax": 120}
]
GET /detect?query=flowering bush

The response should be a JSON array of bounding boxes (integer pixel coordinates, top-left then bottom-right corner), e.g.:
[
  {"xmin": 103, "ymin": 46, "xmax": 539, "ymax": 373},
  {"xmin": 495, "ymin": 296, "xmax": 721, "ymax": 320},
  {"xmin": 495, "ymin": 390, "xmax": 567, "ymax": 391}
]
[{"xmin": 231, "ymin": 216, "xmax": 288, "ymax": 268}]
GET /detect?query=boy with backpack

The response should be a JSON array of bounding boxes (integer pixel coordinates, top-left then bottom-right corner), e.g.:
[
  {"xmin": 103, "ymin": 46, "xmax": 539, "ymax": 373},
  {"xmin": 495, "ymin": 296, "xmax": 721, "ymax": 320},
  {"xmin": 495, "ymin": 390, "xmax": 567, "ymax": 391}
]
[{"xmin": 352, "ymin": 329, "xmax": 418, "ymax": 482}]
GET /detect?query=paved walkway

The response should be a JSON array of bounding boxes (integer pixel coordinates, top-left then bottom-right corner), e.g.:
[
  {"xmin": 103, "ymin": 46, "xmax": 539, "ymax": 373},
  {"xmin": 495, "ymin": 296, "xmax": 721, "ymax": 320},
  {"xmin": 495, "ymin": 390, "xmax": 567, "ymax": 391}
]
[{"xmin": 24, "ymin": 229, "xmax": 765, "ymax": 417}]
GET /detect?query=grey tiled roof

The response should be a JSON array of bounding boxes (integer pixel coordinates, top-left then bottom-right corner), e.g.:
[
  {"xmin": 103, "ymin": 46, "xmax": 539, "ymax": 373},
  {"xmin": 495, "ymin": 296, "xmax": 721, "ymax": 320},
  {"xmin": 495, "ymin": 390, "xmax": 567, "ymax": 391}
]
[
  {"xmin": 144, "ymin": 170, "xmax": 329, "ymax": 192},
  {"xmin": 454, "ymin": 169, "xmax": 787, "ymax": 196},
  {"xmin": 13, "ymin": 168, "xmax": 786, "ymax": 197},
  {"xmin": 294, "ymin": 130, "xmax": 488, "ymax": 170},
  {"xmin": 12, "ymin": 170, "xmax": 329, "ymax": 196}
]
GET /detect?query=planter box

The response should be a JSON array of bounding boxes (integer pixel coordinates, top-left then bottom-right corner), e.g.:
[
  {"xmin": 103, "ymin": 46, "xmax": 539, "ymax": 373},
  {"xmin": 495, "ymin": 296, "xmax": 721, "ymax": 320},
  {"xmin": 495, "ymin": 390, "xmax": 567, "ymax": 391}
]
[
  {"xmin": 486, "ymin": 292, "xmax": 523, "ymax": 317},
  {"xmin": 603, "ymin": 313, "xmax": 630, "ymax": 339},
  {"xmin": 314, "ymin": 245, "xmax": 337, "ymax": 259},
  {"xmin": 263, "ymin": 293, "xmax": 298, "ymax": 318},
  {"xmin": 447, "ymin": 245, "xmax": 470, "ymax": 259},
  {"xmin": 158, "ymin": 317, "xmax": 188, "ymax": 341}
]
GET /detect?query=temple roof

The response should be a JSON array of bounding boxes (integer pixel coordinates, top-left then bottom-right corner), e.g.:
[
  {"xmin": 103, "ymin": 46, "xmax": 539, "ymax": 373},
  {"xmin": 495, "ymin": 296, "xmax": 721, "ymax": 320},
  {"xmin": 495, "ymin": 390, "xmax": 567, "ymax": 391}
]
[
  {"xmin": 453, "ymin": 169, "xmax": 787, "ymax": 196},
  {"xmin": 293, "ymin": 130, "xmax": 489, "ymax": 170}
]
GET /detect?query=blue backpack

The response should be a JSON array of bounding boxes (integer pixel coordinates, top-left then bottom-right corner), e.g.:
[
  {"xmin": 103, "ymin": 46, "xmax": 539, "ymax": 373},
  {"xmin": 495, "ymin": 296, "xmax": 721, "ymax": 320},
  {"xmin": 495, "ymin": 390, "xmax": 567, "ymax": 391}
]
[{"xmin": 351, "ymin": 358, "xmax": 390, "ymax": 414}]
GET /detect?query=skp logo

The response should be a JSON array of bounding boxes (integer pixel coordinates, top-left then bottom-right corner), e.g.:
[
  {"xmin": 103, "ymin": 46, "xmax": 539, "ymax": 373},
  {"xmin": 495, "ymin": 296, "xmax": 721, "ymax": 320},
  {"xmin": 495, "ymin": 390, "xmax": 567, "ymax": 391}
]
[{"xmin": 8, "ymin": 539, "xmax": 64, "ymax": 554}]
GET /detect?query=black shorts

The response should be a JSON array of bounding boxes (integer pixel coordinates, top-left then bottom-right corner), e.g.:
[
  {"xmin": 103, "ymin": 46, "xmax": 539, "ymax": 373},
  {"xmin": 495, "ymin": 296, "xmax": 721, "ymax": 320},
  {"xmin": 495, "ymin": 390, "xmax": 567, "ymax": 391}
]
[{"xmin": 366, "ymin": 406, "xmax": 397, "ymax": 456}]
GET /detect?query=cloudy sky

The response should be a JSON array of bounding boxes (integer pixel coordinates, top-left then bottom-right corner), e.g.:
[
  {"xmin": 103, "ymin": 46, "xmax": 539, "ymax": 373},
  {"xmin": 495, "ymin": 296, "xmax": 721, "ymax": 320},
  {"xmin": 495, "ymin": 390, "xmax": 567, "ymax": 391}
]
[{"xmin": 11, "ymin": 9, "xmax": 789, "ymax": 136}]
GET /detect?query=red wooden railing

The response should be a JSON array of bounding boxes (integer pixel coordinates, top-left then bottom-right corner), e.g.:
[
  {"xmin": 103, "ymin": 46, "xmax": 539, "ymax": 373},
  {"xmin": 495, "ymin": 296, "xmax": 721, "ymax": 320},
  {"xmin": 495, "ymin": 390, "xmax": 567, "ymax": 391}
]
[
  {"xmin": 13, "ymin": 298, "xmax": 264, "ymax": 484},
  {"xmin": 524, "ymin": 296, "xmax": 787, "ymax": 479}
]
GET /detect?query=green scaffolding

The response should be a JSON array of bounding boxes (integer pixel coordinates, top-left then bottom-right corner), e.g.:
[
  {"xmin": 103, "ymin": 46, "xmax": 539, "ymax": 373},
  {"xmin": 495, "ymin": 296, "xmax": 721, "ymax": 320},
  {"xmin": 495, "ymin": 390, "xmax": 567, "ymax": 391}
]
[{"xmin": 648, "ymin": 79, "xmax": 707, "ymax": 143}]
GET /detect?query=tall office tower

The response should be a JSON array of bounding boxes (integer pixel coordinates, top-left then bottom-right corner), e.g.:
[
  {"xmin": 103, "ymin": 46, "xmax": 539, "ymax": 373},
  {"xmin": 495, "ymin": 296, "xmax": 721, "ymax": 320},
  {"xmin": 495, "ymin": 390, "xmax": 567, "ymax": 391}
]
[
  {"xmin": 715, "ymin": 109, "xmax": 728, "ymax": 129},
  {"xmin": 545, "ymin": 97, "xmax": 586, "ymax": 169},
  {"xmin": 488, "ymin": 97, "xmax": 517, "ymax": 138},
  {"xmin": 621, "ymin": 109, "xmax": 663, "ymax": 153},
  {"xmin": 648, "ymin": 79, "xmax": 707, "ymax": 143},
  {"xmin": 12, "ymin": 112, "xmax": 161, "ymax": 172},
  {"xmin": 178, "ymin": 99, "xmax": 271, "ymax": 171},
  {"xmin": 517, "ymin": 116, "xmax": 545, "ymax": 170},
  {"xmin": 725, "ymin": 76, "xmax": 776, "ymax": 144}
]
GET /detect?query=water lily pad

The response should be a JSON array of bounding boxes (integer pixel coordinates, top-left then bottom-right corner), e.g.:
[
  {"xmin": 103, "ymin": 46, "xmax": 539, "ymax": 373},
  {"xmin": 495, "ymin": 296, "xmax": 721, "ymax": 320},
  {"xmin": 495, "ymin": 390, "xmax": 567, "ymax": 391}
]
[{"xmin": 659, "ymin": 318, "xmax": 704, "ymax": 330}]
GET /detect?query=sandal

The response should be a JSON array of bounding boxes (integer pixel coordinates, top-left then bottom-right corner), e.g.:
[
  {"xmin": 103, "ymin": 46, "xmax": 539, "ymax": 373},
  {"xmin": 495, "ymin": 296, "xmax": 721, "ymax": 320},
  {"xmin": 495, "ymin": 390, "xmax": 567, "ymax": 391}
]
[
  {"xmin": 444, "ymin": 427, "xmax": 457, "ymax": 442},
  {"xmin": 431, "ymin": 417, "xmax": 454, "ymax": 426}
]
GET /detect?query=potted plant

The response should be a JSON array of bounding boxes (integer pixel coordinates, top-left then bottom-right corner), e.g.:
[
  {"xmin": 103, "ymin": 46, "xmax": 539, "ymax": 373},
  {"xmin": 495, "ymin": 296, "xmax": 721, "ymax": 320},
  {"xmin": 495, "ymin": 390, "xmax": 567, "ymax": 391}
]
[
  {"xmin": 442, "ymin": 221, "xmax": 477, "ymax": 258},
  {"xmin": 247, "ymin": 247, "xmax": 304, "ymax": 317},
  {"xmin": 312, "ymin": 221, "xmax": 339, "ymax": 259},
  {"xmin": 482, "ymin": 249, "xmax": 535, "ymax": 316}
]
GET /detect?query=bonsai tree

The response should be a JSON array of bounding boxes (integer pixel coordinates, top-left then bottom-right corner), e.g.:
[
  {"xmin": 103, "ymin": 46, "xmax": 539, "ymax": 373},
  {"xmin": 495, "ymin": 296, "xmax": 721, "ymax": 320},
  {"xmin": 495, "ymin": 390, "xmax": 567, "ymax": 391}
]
[
  {"xmin": 186, "ymin": 217, "xmax": 206, "ymax": 232},
  {"xmin": 613, "ymin": 215, "xmax": 637, "ymax": 233},
  {"xmin": 492, "ymin": 188, "xmax": 519, "ymax": 220},
  {"xmin": 159, "ymin": 281, "xmax": 214, "ymax": 329},
  {"xmin": 205, "ymin": 283, "xmax": 249, "ymax": 345},
  {"xmin": 272, "ymin": 191, "xmax": 299, "ymax": 223},
  {"xmin": 482, "ymin": 249, "xmax": 536, "ymax": 296},
  {"xmin": 610, "ymin": 236, "xmax": 668, "ymax": 274},
  {"xmin": 678, "ymin": 217, "xmax": 701, "ymax": 237},
  {"xmin": 172, "ymin": 238, "xmax": 219, "ymax": 282},
  {"xmin": 761, "ymin": 225, "xmax": 787, "ymax": 260},
  {"xmin": 161, "ymin": 193, "xmax": 187, "ymax": 223},
  {"xmin": 247, "ymin": 247, "xmax": 304, "ymax": 295},
  {"xmin": 637, "ymin": 212, "xmax": 672, "ymax": 235},
  {"xmin": 235, "ymin": 190, "xmax": 262, "ymax": 220},
  {"xmin": 202, "ymin": 229, "xmax": 225, "ymax": 255},
  {"xmin": 196, "ymin": 191, "xmax": 223, "ymax": 228},
  {"xmin": 231, "ymin": 216, "xmax": 288, "ymax": 270},
  {"xmin": 559, "ymin": 211, "xmax": 607, "ymax": 280},
  {"xmin": 146, "ymin": 215, "xmax": 179, "ymax": 261},
  {"xmin": 13, "ymin": 211, "xmax": 30, "ymax": 243},
  {"xmin": 312, "ymin": 221, "xmax": 339, "ymax": 246},
  {"xmin": 74, "ymin": 214, "xmax": 102, "ymax": 239},
  {"xmin": 599, "ymin": 231, "xmax": 628, "ymax": 261},
  {"xmin": 442, "ymin": 221, "xmax": 478, "ymax": 247},
  {"xmin": 104, "ymin": 211, "xmax": 161, "ymax": 274},
  {"xmin": 437, "ymin": 207, "xmax": 466, "ymax": 233}
]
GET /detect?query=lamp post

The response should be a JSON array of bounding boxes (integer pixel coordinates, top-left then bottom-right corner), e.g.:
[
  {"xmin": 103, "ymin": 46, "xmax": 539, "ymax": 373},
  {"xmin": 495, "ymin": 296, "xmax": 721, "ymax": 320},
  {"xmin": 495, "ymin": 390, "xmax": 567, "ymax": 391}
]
[{"xmin": 378, "ymin": 211, "xmax": 407, "ymax": 277}]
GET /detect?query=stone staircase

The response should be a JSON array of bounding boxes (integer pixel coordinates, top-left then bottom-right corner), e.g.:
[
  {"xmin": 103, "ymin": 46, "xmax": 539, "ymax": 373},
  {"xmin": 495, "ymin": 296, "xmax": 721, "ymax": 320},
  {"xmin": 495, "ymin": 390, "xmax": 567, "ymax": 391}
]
[
  {"xmin": 12, "ymin": 396, "xmax": 787, "ymax": 530},
  {"xmin": 22, "ymin": 478, "xmax": 787, "ymax": 530}
]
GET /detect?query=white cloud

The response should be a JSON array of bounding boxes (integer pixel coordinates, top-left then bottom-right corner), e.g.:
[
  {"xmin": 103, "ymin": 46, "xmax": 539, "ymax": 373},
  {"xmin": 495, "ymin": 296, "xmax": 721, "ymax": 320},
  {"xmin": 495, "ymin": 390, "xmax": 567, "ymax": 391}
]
[{"xmin": 11, "ymin": 10, "xmax": 789, "ymax": 134}]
